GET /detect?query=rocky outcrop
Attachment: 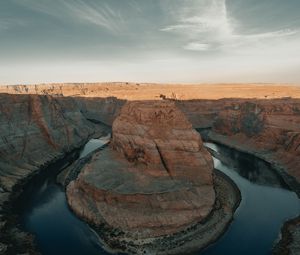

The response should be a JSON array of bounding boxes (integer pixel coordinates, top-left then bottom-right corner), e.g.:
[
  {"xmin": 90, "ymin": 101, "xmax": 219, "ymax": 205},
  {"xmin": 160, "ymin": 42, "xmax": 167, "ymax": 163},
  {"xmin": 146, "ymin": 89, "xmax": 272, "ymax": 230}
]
[
  {"xmin": 74, "ymin": 96, "xmax": 125, "ymax": 126},
  {"xmin": 0, "ymin": 94, "xmax": 116, "ymax": 254},
  {"xmin": 175, "ymin": 99, "xmax": 232, "ymax": 129},
  {"xmin": 273, "ymin": 216, "xmax": 300, "ymax": 255},
  {"xmin": 66, "ymin": 101, "xmax": 224, "ymax": 253},
  {"xmin": 210, "ymin": 99, "xmax": 300, "ymax": 187},
  {"xmin": 0, "ymin": 94, "xmax": 113, "ymax": 192},
  {"xmin": 111, "ymin": 101, "xmax": 214, "ymax": 185}
]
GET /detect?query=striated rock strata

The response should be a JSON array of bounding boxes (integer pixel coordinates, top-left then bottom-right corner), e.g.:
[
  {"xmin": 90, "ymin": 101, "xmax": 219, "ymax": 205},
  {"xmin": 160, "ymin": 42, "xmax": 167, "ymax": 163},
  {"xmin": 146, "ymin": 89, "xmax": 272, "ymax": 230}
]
[
  {"xmin": 111, "ymin": 101, "xmax": 214, "ymax": 185},
  {"xmin": 0, "ymin": 94, "xmax": 118, "ymax": 254},
  {"xmin": 210, "ymin": 99, "xmax": 300, "ymax": 193},
  {"xmin": 66, "ymin": 101, "xmax": 227, "ymax": 253}
]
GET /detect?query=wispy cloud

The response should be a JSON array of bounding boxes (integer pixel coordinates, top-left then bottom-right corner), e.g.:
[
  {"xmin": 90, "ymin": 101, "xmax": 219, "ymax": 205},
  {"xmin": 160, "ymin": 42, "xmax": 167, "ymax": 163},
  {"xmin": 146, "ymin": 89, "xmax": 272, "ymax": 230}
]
[
  {"xmin": 2, "ymin": 0, "xmax": 300, "ymax": 84},
  {"xmin": 0, "ymin": 18, "xmax": 26, "ymax": 31},
  {"xmin": 161, "ymin": 0, "xmax": 297, "ymax": 52},
  {"xmin": 63, "ymin": 1, "xmax": 125, "ymax": 32},
  {"xmin": 183, "ymin": 42, "xmax": 210, "ymax": 51},
  {"xmin": 16, "ymin": 0, "xmax": 125, "ymax": 33},
  {"xmin": 161, "ymin": 0, "xmax": 232, "ymax": 35}
]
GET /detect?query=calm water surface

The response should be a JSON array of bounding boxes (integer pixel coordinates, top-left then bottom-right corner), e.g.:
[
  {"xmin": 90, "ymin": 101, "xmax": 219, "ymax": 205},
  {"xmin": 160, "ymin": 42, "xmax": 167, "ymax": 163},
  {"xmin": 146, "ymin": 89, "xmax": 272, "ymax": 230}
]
[
  {"xmin": 17, "ymin": 136, "xmax": 112, "ymax": 255},
  {"xmin": 202, "ymin": 143, "xmax": 300, "ymax": 255},
  {"xmin": 17, "ymin": 140, "xmax": 300, "ymax": 255}
]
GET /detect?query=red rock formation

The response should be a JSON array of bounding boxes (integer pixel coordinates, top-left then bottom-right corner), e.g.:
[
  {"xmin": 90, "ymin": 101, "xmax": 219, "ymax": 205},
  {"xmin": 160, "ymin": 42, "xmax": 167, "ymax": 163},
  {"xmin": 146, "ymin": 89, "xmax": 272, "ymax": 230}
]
[
  {"xmin": 211, "ymin": 99, "xmax": 300, "ymax": 185},
  {"xmin": 67, "ymin": 101, "xmax": 215, "ymax": 238},
  {"xmin": 0, "ymin": 94, "xmax": 112, "ymax": 192},
  {"xmin": 112, "ymin": 101, "xmax": 214, "ymax": 184},
  {"xmin": 175, "ymin": 99, "xmax": 230, "ymax": 129},
  {"xmin": 0, "ymin": 93, "xmax": 114, "ymax": 254}
]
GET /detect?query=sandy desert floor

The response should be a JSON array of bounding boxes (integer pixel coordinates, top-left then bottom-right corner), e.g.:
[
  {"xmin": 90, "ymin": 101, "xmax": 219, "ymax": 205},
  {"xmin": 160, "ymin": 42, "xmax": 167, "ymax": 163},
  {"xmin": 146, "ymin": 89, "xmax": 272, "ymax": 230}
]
[{"xmin": 1, "ymin": 83, "xmax": 300, "ymax": 100}]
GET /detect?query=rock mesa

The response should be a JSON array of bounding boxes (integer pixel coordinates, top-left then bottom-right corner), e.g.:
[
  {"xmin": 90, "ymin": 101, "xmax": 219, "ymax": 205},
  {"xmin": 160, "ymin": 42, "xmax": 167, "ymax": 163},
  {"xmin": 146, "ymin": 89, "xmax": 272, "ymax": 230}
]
[{"xmin": 67, "ymin": 101, "xmax": 215, "ymax": 240}]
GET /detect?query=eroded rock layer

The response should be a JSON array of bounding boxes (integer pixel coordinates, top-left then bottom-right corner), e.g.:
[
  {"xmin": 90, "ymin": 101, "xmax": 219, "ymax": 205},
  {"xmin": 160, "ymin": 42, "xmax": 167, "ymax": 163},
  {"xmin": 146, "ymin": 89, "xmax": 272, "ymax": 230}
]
[
  {"xmin": 67, "ymin": 101, "xmax": 215, "ymax": 239},
  {"xmin": 0, "ymin": 95, "xmax": 120, "ymax": 192},
  {"xmin": 112, "ymin": 101, "xmax": 214, "ymax": 185},
  {"xmin": 210, "ymin": 99, "xmax": 300, "ymax": 188},
  {"xmin": 0, "ymin": 94, "xmax": 120, "ymax": 254}
]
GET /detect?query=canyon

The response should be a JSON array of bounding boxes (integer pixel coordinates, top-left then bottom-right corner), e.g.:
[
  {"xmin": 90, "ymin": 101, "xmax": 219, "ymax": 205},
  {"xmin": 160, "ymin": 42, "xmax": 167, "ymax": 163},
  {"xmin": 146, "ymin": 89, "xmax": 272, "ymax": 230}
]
[{"xmin": 0, "ymin": 83, "xmax": 300, "ymax": 254}]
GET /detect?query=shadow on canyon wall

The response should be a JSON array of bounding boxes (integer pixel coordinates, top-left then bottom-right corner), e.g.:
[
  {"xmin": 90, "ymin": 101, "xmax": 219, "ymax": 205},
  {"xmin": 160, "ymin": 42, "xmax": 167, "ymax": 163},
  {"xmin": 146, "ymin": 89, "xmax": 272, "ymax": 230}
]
[
  {"xmin": 1, "ymin": 94, "xmax": 300, "ymax": 193},
  {"xmin": 0, "ymin": 92, "xmax": 300, "ymax": 253}
]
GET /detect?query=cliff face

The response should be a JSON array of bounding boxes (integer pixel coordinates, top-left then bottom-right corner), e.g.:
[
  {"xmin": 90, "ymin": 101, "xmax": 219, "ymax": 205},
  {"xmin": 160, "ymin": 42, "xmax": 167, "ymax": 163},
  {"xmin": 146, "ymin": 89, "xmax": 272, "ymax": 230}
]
[
  {"xmin": 0, "ymin": 94, "xmax": 115, "ymax": 192},
  {"xmin": 175, "ymin": 99, "xmax": 232, "ymax": 129},
  {"xmin": 211, "ymin": 99, "xmax": 300, "ymax": 184},
  {"xmin": 0, "ymin": 94, "xmax": 122, "ymax": 253},
  {"xmin": 112, "ymin": 101, "xmax": 214, "ymax": 185},
  {"xmin": 74, "ymin": 96, "xmax": 125, "ymax": 126},
  {"xmin": 67, "ymin": 101, "xmax": 215, "ymax": 239}
]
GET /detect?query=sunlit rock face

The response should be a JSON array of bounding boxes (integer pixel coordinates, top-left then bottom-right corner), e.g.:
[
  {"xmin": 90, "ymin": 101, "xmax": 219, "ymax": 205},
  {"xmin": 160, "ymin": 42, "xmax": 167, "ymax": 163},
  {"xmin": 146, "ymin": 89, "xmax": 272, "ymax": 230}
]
[
  {"xmin": 67, "ymin": 101, "xmax": 215, "ymax": 238},
  {"xmin": 112, "ymin": 101, "xmax": 214, "ymax": 185}
]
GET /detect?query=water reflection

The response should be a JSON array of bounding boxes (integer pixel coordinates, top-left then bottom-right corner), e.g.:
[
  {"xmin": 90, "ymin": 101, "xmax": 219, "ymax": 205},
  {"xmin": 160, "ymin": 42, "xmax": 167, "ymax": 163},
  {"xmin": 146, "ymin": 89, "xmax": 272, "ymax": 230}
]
[
  {"xmin": 17, "ymin": 136, "xmax": 112, "ymax": 255},
  {"xmin": 201, "ymin": 143, "xmax": 300, "ymax": 255},
  {"xmin": 205, "ymin": 143, "xmax": 289, "ymax": 189},
  {"xmin": 16, "ymin": 139, "xmax": 300, "ymax": 255}
]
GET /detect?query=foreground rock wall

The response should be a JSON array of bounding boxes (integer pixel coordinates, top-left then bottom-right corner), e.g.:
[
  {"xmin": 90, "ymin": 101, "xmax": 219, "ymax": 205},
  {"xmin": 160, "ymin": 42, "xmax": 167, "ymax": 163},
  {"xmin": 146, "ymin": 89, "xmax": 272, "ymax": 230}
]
[
  {"xmin": 0, "ymin": 94, "xmax": 117, "ymax": 193},
  {"xmin": 0, "ymin": 94, "xmax": 122, "ymax": 254}
]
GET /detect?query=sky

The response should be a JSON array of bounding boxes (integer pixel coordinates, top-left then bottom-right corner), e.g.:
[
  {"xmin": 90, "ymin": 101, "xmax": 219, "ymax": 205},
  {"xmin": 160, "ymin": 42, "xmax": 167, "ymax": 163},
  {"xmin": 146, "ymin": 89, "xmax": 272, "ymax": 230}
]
[{"xmin": 0, "ymin": 0, "xmax": 300, "ymax": 84}]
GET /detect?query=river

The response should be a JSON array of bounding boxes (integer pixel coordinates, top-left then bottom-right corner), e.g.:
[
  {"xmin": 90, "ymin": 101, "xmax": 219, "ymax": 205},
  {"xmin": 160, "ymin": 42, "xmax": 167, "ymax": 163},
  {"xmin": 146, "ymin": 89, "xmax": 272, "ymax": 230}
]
[{"xmin": 16, "ymin": 138, "xmax": 300, "ymax": 255}]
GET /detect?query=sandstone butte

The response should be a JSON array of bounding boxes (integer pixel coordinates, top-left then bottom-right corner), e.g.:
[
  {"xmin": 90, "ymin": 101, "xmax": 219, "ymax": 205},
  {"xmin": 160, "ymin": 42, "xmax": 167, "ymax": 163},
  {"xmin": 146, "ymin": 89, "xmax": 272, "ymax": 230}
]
[{"xmin": 66, "ymin": 101, "xmax": 215, "ymax": 240}]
